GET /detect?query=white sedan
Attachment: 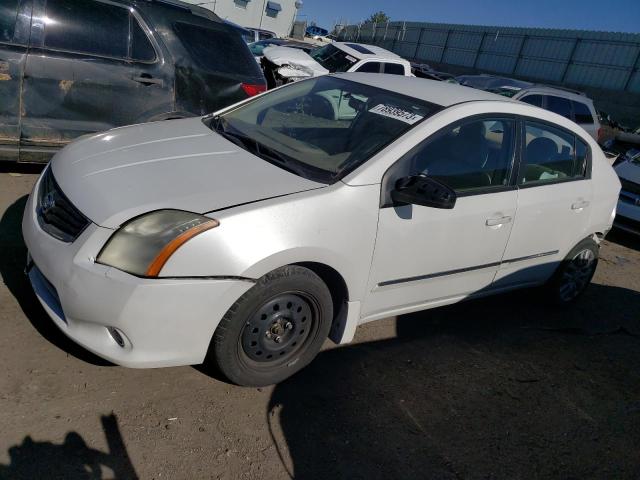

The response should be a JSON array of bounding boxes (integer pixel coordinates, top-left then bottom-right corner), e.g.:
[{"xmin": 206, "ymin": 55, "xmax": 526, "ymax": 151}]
[{"xmin": 23, "ymin": 74, "xmax": 620, "ymax": 386}]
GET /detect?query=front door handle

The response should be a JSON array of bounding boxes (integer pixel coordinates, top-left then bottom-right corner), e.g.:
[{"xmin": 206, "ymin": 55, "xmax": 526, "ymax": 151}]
[
  {"xmin": 571, "ymin": 200, "xmax": 590, "ymax": 210},
  {"xmin": 132, "ymin": 74, "xmax": 163, "ymax": 86},
  {"xmin": 486, "ymin": 216, "xmax": 512, "ymax": 227}
]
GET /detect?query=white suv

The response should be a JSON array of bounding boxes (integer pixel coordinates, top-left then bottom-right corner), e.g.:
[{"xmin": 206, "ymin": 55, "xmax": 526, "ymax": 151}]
[{"xmin": 515, "ymin": 86, "xmax": 601, "ymax": 143}]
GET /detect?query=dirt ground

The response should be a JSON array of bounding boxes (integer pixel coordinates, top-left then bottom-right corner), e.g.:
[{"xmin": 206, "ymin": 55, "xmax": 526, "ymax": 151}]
[{"xmin": 1, "ymin": 167, "xmax": 639, "ymax": 480}]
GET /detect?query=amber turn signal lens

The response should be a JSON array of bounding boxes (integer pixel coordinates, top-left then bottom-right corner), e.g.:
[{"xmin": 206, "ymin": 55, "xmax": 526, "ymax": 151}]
[{"xmin": 145, "ymin": 219, "xmax": 219, "ymax": 277}]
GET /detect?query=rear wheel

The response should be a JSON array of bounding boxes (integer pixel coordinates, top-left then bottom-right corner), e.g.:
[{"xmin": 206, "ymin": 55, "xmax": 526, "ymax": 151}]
[
  {"xmin": 211, "ymin": 266, "xmax": 333, "ymax": 386},
  {"xmin": 547, "ymin": 238, "xmax": 599, "ymax": 304}
]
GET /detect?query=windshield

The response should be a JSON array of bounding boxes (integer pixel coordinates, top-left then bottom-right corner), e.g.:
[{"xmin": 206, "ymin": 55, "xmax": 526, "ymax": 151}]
[
  {"xmin": 206, "ymin": 76, "xmax": 440, "ymax": 183},
  {"xmin": 310, "ymin": 44, "xmax": 357, "ymax": 72}
]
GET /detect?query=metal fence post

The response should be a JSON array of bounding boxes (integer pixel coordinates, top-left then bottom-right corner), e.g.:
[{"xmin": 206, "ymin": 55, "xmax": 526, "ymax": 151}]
[
  {"xmin": 472, "ymin": 32, "xmax": 487, "ymax": 69},
  {"xmin": 439, "ymin": 29, "xmax": 451, "ymax": 64},
  {"xmin": 511, "ymin": 35, "xmax": 528, "ymax": 75},
  {"xmin": 414, "ymin": 27, "xmax": 425, "ymax": 60},
  {"xmin": 561, "ymin": 37, "xmax": 580, "ymax": 82}
]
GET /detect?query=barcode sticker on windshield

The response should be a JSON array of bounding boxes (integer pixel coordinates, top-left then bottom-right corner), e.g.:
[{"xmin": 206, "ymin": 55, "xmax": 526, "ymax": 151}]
[{"xmin": 368, "ymin": 104, "xmax": 424, "ymax": 124}]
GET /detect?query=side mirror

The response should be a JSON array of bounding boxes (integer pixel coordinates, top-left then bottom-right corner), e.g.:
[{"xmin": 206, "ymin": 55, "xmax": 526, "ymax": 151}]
[{"xmin": 391, "ymin": 174, "xmax": 457, "ymax": 209}]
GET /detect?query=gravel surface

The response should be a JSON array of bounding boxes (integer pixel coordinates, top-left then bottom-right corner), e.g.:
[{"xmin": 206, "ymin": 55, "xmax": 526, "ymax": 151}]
[{"xmin": 1, "ymin": 168, "xmax": 639, "ymax": 479}]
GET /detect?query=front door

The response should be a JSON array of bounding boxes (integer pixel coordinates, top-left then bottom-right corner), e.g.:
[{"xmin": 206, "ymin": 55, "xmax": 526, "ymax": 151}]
[
  {"xmin": 0, "ymin": 0, "xmax": 31, "ymax": 161},
  {"xmin": 21, "ymin": 0, "xmax": 171, "ymax": 160},
  {"xmin": 363, "ymin": 116, "xmax": 519, "ymax": 320}
]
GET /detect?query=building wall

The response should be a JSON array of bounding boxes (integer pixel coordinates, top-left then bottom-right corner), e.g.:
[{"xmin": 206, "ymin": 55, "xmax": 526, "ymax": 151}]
[
  {"xmin": 182, "ymin": 0, "xmax": 301, "ymax": 38},
  {"xmin": 337, "ymin": 21, "xmax": 640, "ymax": 126}
]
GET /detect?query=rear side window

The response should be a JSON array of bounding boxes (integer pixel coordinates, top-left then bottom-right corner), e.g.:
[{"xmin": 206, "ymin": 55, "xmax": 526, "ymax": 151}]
[
  {"xmin": 131, "ymin": 19, "xmax": 156, "ymax": 62},
  {"xmin": 384, "ymin": 63, "xmax": 405, "ymax": 75},
  {"xmin": 520, "ymin": 121, "xmax": 586, "ymax": 185},
  {"xmin": 520, "ymin": 94, "xmax": 543, "ymax": 107},
  {"xmin": 174, "ymin": 22, "xmax": 257, "ymax": 75},
  {"xmin": 44, "ymin": 0, "xmax": 129, "ymax": 58},
  {"xmin": 0, "ymin": 0, "xmax": 19, "ymax": 43},
  {"xmin": 546, "ymin": 95, "xmax": 572, "ymax": 119},
  {"xmin": 356, "ymin": 62, "xmax": 381, "ymax": 73},
  {"xmin": 572, "ymin": 100, "xmax": 594, "ymax": 124}
]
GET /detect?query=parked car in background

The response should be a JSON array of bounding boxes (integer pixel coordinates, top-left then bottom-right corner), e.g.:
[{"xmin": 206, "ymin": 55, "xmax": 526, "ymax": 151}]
[
  {"xmin": 305, "ymin": 26, "xmax": 329, "ymax": 38},
  {"xmin": 249, "ymin": 39, "xmax": 315, "ymax": 62},
  {"xmin": 23, "ymin": 73, "xmax": 619, "ymax": 386},
  {"xmin": 411, "ymin": 63, "xmax": 458, "ymax": 83},
  {"xmin": 0, "ymin": 0, "xmax": 265, "ymax": 163},
  {"xmin": 614, "ymin": 149, "xmax": 640, "ymax": 234},
  {"xmin": 261, "ymin": 42, "xmax": 411, "ymax": 88},
  {"xmin": 457, "ymin": 75, "xmax": 601, "ymax": 142}
]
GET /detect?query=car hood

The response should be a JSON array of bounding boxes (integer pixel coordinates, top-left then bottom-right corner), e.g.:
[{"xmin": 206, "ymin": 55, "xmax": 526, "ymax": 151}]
[
  {"xmin": 263, "ymin": 46, "xmax": 329, "ymax": 78},
  {"xmin": 615, "ymin": 159, "xmax": 640, "ymax": 184},
  {"xmin": 51, "ymin": 118, "xmax": 325, "ymax": 228}
]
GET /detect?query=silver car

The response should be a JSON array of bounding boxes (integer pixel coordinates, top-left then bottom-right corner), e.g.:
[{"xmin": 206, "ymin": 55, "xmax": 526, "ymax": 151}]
[{"xmin": 23, "ymin": 74, "xmax": 620, "ymax": 386}]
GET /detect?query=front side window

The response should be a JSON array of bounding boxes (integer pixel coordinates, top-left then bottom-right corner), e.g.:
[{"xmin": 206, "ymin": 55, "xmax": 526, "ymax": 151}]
[
  {"xmin": 520, "ymin": 121, "xmax": 587, "ymax": 185},
  {"xmin": 384, "ymin": 63, "xmax": 405, "ymax": 75},
  {"xmin": 572, "ymin": 100, "xmax": 594, "ymax": 124},
  {"xmin": 208, "ymin": 76, "xmax": 439, "ymax": 183},
  {"xmin": 546, "ymin": 95, "xmax": 572, "ymax": 119},
  {"xmin": 44, "ymin": 0, "xmax": 129, "ymax": 58},
  {"xmin": 310, "ymin": 44, "xmax": 358, "ymax": 72},
  {"xmin": 356, "ymin": 62, "xmax": 381, "ymax": 73},
  {"xmin": 0, "ymin": 0, "xmax": 19, "ymax": 43},
  {"xmin": 405, "ymin": 118, "xmax": 516, "ymax": 192}
]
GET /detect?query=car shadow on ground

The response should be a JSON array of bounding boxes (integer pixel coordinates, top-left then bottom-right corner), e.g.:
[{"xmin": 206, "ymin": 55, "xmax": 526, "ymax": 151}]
[
  {"xmin": 269, "ymin": 285, "xmax": 640, "ymax": 479},
  {"xmin": 0, "ymin": 414, "xmax": 138, "ymax": 480},
  {"xmin": 0, "ymin": 195, "xmax": 111, "ymax": 366}
]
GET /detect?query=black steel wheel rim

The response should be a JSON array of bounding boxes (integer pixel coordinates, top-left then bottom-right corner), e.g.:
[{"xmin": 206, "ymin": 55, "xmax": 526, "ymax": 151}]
[
  {"xmin": 240, "ymin": 293, "xmax": 316, "ymax": 364},
  {"xmin": 559, "ymin": 248, "xmax": 596, "ymax": 302}
]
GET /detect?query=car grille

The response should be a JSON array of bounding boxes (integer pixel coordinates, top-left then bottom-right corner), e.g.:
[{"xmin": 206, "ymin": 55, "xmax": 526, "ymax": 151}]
[{"xmin": 37, "ymin": 167, "xmax": 90, "ymax": 242}]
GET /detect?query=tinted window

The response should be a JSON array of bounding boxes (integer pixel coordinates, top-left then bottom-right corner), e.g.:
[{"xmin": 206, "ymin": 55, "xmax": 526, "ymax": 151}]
[
  {"xmin": 572, "ymin": 100, "xmax": 594, "ymax": 124},
  {"xmin": 131, "ymin": 19, "xmax": 156, "ymax": 62},
  {"xmin": 546, "ymin": 95, "xmax": 572, "ymax": 119},
  {"xmin": 44, "ymin": 0, "xmax": 129, "ymax": 58},
  {"xmin": 356, "ymin": 62, "xmax": 381, "ymax": 73},
  {"xmin": 0, "ymin": 0, "xmax": 19, "ymax": 43},
  {"xmin": 384, "ymin": 63, "xmax": 405, "ymax": 75},
  {"xmin": 408, "ymin": 118, "xmax": 515, "ymax": 192},
  {"xmin": 258, "ymin": 32, "xmax": 274, "ymax": 41},
  {"xmin": 520, "ymin": 122, "xmax": 583, "ymax": 185},
  {"xmin": 174, "ymin": 22, "xmax": 257, "ymax": 75},
  {"xmin": 520, "ymin": 94, "xmax": 543, "ymax": 107}
]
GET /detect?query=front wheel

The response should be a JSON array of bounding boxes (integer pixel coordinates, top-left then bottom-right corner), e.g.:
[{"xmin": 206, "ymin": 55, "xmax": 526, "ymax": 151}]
[
  {"xmin": 547, "ymin": 237, "xmax": 599, "ymax": 304},
  {"xmin": 211, "ymin": 266, "xmax": 333, "ymax": 386}
]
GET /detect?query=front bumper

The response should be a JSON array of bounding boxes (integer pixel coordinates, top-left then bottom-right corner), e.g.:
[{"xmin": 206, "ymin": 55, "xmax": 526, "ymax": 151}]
[{"xmin": 22, "ymin": 180, "xmax": 253, "ymax": 368}]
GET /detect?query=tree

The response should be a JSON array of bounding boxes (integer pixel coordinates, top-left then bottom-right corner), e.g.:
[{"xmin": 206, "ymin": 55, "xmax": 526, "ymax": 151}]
[{"xmin": 365, "ymin": 11, "xmax": 390, "ymax": 24}]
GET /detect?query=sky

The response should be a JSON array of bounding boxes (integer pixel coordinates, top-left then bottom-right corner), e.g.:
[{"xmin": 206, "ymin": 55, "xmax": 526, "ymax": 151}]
[{"xmin": 298, "ymin": 0, "xmax": 640, "ymax": 34}]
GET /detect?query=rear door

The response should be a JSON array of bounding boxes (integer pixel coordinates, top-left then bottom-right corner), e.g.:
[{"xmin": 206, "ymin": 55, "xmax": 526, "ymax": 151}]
[
  {"xmin": 494, "ymin": 119, "xmax": 593, "ymax": 288},
  {"xmin": 21, "ymin": 0, "xmax": 172, "ymax": 160},
  {"xmin": 0, "ymin": 0, "xmax": 31, "ymax": 160}
]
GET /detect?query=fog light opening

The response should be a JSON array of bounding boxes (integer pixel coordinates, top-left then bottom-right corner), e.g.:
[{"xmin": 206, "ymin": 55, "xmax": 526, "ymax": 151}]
[{"xmin": 107, "ymin": 327, "xmax": 126, "ymax": 348}]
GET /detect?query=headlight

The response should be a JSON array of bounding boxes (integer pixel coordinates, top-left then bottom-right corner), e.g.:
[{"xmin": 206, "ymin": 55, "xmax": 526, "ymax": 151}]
[{"xmin": 97, "ymin": 210, "xmax": 219, "ymax": 277}]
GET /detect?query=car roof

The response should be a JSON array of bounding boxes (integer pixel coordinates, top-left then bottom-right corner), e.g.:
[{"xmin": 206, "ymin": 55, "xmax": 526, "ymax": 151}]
[
  {"xmin": 333, "ymin": 73, "xmax": 512, "ymax": 107},
  {"xmin": 333, "ymin": 42, "xmax": 404, "ymax": 61},
  {"xmin": 517, "ymin": 85, "xmax": 593, "ymax": 103}
]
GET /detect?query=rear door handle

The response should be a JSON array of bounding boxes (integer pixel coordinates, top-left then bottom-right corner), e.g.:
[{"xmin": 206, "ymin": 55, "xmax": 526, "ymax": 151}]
[
  {"xmin": 486, "ymin": 216, "xmax": 512, "ymax": 227},
  {"xmin": 132, "ymin": 75, "xmax": 163, "ymax": 86},
  {"xmin": 571, "ymin": 200, "xmax": 590, "ymax": 210}
]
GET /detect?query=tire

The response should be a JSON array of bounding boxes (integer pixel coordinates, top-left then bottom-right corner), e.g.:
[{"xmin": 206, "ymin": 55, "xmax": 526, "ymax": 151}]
[
  {"xmin": 546, "ymin": 237, "xmax": 599, "ymax": 305},
  {"xmin": 211, "ymin": 266, "xmax": 333, "ymax": 386}
]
